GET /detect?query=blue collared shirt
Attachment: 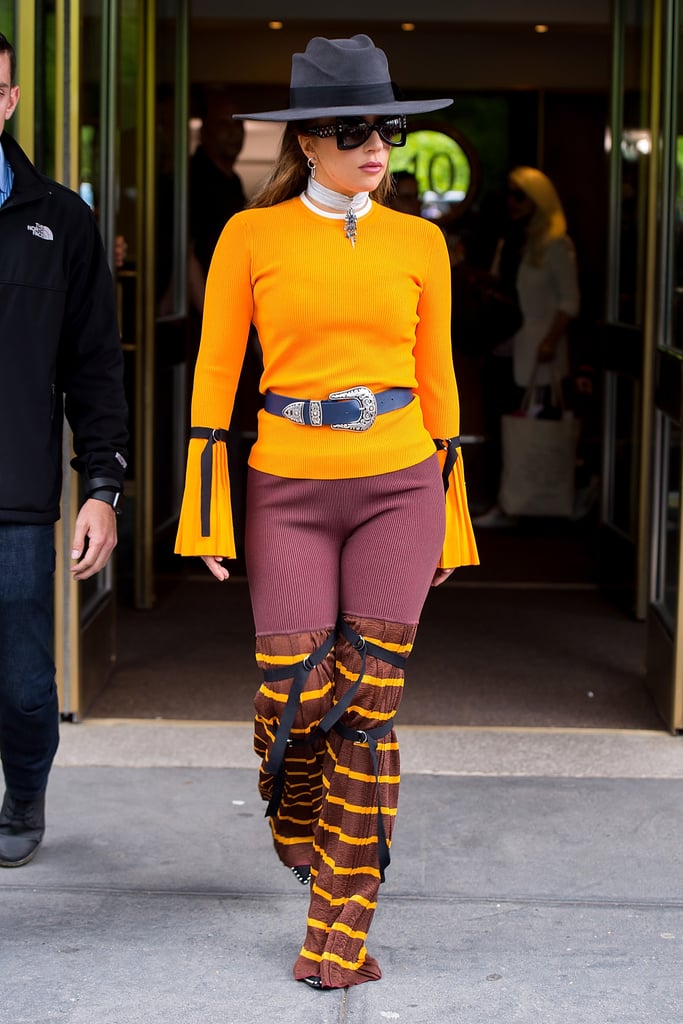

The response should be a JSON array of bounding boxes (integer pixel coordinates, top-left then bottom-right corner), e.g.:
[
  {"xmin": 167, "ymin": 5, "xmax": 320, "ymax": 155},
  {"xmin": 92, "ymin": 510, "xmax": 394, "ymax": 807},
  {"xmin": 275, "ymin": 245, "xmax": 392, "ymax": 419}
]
[{"xmin": 0, "ymin": 140, "xmax": 14, "ymax": 207}]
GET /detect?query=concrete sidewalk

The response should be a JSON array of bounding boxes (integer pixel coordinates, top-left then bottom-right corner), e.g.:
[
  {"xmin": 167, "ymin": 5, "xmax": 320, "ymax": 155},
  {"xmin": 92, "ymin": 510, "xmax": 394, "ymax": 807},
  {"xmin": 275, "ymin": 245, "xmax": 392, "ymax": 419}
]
[{"xmin": 3, "ymin": 722, "xmax": 683, "ymax": 1023}]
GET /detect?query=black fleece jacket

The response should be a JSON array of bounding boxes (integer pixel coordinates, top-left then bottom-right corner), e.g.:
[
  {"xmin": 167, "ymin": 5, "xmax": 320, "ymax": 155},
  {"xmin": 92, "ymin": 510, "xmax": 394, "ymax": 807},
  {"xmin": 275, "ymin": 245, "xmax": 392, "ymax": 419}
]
[{"xmin": 0, "ymin": 132, "xmax": 128, "ymax": 524}]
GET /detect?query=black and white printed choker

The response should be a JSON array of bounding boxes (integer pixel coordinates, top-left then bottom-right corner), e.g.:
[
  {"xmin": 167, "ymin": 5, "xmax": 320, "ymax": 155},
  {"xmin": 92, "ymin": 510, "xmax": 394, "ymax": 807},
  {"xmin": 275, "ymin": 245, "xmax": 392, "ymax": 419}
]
[{"xmin": 303, "ymin": 176, "xmax": 371, "ymax": 248}]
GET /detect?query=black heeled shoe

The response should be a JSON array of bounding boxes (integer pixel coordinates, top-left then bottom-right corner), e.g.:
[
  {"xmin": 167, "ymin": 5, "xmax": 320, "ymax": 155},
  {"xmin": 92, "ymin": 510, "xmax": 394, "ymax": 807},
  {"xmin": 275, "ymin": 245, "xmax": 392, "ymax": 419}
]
[
  {"xmin": 300, "ymin": 976, "xmax": 322, "ymax": 990},
  {"xmin": 291, "ymin": 864, "xmax": 311, "ymax": 885}
]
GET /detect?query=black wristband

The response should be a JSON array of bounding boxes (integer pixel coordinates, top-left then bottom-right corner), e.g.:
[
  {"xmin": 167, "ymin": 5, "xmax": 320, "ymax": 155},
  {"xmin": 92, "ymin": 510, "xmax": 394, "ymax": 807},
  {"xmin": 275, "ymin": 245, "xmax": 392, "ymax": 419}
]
[{"xmin": 89, "ymin": 488, "xmax": 122, "ymax": 512}]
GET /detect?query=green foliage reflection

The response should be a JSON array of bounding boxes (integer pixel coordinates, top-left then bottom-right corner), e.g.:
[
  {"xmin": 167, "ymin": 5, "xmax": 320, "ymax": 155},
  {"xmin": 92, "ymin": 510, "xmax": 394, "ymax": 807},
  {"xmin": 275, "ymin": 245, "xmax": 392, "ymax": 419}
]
[{"xmin": 389, "ymin": 130, "xmax": 471, "ymax": 198}]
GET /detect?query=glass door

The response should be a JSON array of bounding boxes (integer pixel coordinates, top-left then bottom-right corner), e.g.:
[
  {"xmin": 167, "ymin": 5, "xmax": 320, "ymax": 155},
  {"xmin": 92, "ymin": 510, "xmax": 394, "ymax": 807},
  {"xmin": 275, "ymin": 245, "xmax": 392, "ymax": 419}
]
[
  {"xmin": 645, "ymin": 0, "xmax": 683, "ymax": 731},
  {"xmin": 599, "ymin": 0, "xmax": 656, "ymax": 618},
  {"xmin": 55, "ymin": 0, "xmax": 120, "ymax": 717},
  {"xmin": 0, "ymin": 2, "xmax": 14, "ymax": 41}
]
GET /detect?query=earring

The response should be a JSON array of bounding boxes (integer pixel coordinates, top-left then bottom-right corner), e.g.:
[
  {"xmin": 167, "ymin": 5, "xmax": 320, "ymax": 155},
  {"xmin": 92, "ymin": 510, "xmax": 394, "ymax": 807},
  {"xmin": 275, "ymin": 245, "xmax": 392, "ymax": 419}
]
[{"xmin": 307, "ymin": 158, "xmax": 316, "ymax": 179}]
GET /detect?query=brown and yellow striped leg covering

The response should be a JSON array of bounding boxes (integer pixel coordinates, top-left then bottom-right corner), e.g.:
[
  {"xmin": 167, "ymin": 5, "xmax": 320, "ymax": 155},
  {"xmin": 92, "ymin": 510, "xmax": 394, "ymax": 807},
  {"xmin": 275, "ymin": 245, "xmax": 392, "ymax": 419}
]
[
  {"xmin": 293, "ymin": 616, "xmax": 417, "ymax": 989},
  {"xmin": 254, "ymin": 630, "xmax": 335, "ymax": 870}
]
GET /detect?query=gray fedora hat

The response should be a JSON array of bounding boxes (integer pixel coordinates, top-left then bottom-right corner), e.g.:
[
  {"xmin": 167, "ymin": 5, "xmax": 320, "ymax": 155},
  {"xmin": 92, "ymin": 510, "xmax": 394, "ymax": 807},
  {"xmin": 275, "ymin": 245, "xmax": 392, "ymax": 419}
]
[{"xmin": 234, "ymin": 34, "xmax": 453, "ymax": 122}]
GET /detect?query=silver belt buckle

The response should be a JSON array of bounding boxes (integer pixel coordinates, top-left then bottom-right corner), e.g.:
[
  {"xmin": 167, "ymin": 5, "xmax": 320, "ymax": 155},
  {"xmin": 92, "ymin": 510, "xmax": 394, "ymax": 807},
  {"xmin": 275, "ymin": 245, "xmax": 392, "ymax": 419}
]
[
  {"xmin": 282, "ymin": 400, "xmax": 321, "ymax": 426},
  {"xmin": 328, "ymin": 386, "xmax": 377, "ymax": 431}
]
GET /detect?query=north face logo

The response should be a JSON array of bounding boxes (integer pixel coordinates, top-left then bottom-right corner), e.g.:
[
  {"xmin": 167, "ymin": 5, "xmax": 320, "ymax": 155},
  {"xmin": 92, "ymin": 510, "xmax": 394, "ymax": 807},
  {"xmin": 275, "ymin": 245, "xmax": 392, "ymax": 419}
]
[{"xmin": 27, "ymin": 223, "xmax": 54, "ymax": 241}]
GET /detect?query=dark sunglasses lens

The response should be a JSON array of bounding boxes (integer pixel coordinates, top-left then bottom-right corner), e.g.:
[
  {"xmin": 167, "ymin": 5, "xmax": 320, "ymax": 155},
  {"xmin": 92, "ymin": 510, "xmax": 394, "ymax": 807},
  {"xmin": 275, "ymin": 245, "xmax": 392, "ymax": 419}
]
[
  {"xmin": 338, "ymin": 121, "xmax": 372, "ymax": 148},
  {"xmin": 379, "ymin": 118, "xmax": 406, "ymax": 146},
  {"xmin": 508, "ymin": 187, "xmax": 526, "ymax": 201}
]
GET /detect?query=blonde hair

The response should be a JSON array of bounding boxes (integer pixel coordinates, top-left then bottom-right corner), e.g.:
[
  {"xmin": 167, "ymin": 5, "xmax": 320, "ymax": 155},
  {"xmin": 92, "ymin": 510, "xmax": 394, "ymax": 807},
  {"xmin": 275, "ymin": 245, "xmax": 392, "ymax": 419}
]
[
  {"xmin": 248, "ymin": 122, "xmax": 392, "ymax": 209},
  {"xmin": 509, "ymin": 166, "xmax": 567, "ymax": 266}
]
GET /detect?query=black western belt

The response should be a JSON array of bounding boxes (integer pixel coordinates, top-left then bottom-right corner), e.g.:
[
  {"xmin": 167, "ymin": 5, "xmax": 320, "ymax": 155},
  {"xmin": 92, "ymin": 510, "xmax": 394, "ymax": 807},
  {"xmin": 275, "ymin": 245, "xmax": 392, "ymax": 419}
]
[{"xmin": 264, "ymin": 385, "xmax": 413, "ymax": 432}]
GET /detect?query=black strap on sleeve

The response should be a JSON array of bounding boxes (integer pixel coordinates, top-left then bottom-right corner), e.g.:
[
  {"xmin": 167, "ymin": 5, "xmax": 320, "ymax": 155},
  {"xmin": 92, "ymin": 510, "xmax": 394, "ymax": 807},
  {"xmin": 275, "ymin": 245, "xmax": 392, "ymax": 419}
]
[
  {"xmin": 189, "ymin": 427, "xmax": 230, "ymax": 536},
  {"xmin": 433, "ymin": 435, "xmax": 461, "ymax": 494}
]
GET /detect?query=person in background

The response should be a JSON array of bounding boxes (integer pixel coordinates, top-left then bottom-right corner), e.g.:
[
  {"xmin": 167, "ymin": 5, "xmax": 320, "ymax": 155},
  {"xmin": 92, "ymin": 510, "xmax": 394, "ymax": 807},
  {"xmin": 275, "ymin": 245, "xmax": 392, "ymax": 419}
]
[
  {"xmin": 474, "ymin": 165, "xmax": 580, "ymax": 527},
  {"xmin": 188, "ymin": 89, "xmax": 246, "ymax": 316},
  {"xmin": 175, "ymin": 34, "xmax": 478, "ymax": 990},
  {"xmin": 0, "ymin": 34, "xmax": 128, "ymax": 867}
]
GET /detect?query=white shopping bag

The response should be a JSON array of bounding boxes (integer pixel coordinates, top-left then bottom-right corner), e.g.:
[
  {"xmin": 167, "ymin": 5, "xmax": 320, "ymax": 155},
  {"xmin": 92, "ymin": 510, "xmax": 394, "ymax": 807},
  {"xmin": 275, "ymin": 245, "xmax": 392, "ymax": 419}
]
[{"xmin": 499, "ymin": 408, "xmax": 579, "ymax": 517}]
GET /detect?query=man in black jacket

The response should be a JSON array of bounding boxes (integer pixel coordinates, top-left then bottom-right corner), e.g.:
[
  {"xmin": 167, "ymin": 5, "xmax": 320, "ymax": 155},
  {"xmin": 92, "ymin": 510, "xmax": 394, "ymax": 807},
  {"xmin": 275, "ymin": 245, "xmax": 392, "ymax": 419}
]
[{"xmin": 0, "ymin": 34, "xmax": 128, "ymax": 867}]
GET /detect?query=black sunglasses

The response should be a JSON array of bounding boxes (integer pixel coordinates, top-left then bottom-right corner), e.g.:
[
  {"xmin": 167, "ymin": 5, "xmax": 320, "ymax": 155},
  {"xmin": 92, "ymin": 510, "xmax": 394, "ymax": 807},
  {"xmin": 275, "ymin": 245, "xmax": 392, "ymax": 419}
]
[
  {"xmin": 507, "ymin": 187, "xmax": 527, "ymax": 202},
  {"xmin": 304, "ymin": 116, "xmax": 407, "ymax": 151}
]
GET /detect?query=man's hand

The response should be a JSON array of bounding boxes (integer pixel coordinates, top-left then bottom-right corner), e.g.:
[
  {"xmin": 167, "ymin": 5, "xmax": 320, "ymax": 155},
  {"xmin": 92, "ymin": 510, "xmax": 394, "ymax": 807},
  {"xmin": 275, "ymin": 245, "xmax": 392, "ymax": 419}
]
[{"xmin": 70, "ymin": 498, "xmax": 118, "ymax": 581}]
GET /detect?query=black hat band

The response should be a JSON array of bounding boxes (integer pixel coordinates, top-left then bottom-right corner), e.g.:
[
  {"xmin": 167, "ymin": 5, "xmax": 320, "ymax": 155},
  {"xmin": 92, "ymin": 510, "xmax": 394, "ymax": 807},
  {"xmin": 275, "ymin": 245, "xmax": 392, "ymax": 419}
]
[{"xmin": 289, "ymin": 81, "xmax": 396, "ymax": 109}]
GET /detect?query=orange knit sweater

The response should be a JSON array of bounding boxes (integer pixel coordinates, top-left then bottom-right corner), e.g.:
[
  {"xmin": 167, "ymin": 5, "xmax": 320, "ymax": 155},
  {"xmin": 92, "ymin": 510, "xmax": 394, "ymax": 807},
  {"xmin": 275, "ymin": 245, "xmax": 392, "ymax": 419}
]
[{"xmin": 175, "ymin": 196, "xmax": 478, "ymax": 569}]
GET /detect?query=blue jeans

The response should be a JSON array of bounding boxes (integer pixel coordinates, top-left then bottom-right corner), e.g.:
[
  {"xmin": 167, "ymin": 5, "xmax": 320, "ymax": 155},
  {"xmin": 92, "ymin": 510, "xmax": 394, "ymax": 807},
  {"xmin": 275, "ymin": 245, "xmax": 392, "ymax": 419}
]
[{"xmin": 0, "ymin": 524, "xmax": 59, "ymax": 800}]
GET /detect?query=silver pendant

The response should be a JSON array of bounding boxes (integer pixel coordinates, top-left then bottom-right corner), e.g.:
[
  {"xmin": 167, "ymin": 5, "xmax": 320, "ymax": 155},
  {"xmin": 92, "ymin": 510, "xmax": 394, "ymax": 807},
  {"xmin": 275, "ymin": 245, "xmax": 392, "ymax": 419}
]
[{"xmin": 344, "ymin": 208, "xmax": 357, "ymax": 248}]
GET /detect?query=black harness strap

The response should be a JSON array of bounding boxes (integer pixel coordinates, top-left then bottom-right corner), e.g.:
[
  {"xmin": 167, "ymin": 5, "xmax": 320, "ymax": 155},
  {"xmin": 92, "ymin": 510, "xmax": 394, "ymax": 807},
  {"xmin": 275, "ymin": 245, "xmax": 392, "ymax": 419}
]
[
  {"xmin": 316, "ymin": 617, "xmax": 408, "ymax": 737},
  {"xmin": 189, "ymin": 427, "xmax": 231, "ymax": 536},
  {"xmin": 333, "ymin": 718, "xmax": 396, "ymax": 882},
  {"xmin": 433, "ymin": 435, "xmax": 461, "ymax": 493},
  {"xmin": 261, "ymin": 630, "xmax": 336, "ymax": 819},
  {"xmin": 320, "ymin": 617, "xmax": 408, "ymax": 884}
]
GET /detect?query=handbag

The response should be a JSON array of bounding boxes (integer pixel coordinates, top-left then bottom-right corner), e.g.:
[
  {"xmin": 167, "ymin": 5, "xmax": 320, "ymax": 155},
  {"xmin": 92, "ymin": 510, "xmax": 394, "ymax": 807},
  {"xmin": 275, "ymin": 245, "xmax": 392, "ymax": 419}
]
[{"xmin": 498, "ymin": 366, "xmax": 579, "ymax": 518}]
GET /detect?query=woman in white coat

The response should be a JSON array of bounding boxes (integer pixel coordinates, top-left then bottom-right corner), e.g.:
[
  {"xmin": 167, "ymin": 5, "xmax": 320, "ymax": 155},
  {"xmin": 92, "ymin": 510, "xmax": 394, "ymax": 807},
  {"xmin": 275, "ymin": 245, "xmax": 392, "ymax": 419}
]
[
  {"xmin": 505, "ymin": 166, "xmax": 580, "ymax": 390},
  {"xmin": 475, "ymin": 166, "xmax": 580, "ymax": 527}
]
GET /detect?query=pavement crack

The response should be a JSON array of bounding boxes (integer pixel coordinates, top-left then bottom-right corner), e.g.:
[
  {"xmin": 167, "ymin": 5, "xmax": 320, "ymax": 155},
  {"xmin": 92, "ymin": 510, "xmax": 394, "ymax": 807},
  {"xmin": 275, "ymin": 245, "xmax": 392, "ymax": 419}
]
[{"xmin": 2, "ymin": 883, "xmax": 683, "ymax": 912}]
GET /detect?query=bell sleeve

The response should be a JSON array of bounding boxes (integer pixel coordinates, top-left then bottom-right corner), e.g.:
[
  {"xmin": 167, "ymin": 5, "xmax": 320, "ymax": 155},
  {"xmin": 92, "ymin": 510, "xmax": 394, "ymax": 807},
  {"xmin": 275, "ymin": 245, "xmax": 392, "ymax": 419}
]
[
  {"xmin": 174, "ymin": 215, "xmax": 253, "ymax": 557},
  {"xmin": 414, "ymin": 225, "xmax": 479, "ymax": 570},
  {"xmin": 175, "ymin": 430, "xmax": 236, "ymax": 557},
  {"xmin": 434, "ymin": 438, "xmax": 479, "ymax": 569}
]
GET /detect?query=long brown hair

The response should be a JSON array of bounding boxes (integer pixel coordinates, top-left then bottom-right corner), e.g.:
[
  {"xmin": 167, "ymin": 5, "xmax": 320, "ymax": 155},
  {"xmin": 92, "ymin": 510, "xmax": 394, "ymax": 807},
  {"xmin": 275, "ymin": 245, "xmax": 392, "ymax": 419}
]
[{"xmin": 248, "ymin": 122, "xmax": 393, "ymax": 209}]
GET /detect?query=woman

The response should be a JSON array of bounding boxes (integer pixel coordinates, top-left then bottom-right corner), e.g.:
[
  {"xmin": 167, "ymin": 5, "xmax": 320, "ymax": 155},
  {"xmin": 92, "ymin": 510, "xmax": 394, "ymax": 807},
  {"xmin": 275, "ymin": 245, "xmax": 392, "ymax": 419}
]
[
  {"xmin": 503, "ymin": 166, "xmax": 580, "ymax": 391},
  {"xmin": 474, "ymin": 166, "xmax": 580, "ymax": 527},
  {"xmin": 175, "ymin": 34, "xmax": 478, "ymax": 989}
]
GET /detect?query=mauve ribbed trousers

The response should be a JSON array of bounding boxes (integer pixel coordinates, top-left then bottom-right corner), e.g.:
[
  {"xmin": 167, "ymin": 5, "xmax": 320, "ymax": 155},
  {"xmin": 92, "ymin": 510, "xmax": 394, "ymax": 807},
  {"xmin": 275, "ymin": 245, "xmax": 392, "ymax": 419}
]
[{"xmin": 244, "ymin": 454, "xmax": 445, "ymax": 634}]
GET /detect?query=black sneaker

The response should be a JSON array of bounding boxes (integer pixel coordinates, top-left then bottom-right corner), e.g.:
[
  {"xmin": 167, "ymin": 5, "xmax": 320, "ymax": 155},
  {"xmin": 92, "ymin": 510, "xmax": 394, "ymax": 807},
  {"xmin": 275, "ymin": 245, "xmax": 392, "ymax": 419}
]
[{"xmin": 0, "ymin": 790, "xmax": 46, "ymax": 867}]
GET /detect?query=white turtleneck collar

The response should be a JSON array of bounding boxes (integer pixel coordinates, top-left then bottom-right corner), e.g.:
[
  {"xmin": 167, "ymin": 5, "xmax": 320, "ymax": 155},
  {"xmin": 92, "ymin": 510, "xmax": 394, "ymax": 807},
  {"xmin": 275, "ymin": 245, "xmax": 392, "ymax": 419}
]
[{"xmin": 301, "ymin": 175, "xmax": 372, "ymax": 248}]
